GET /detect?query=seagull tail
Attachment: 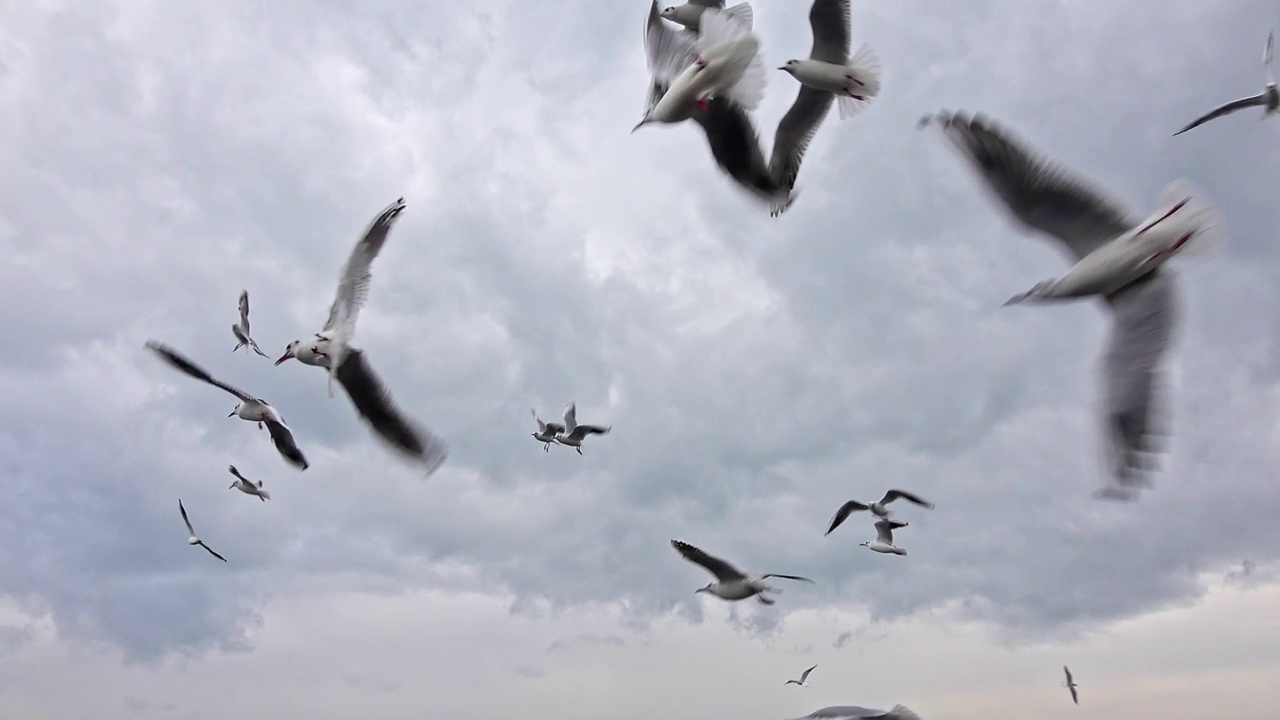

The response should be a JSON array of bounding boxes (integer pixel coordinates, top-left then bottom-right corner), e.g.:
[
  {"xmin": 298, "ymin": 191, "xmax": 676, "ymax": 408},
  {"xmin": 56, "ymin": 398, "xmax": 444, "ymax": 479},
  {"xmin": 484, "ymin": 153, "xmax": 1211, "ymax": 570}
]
[
  {"xmin": 835, "ymin": 44, "xmax": 883, "ymax": 120},
  {"xmin": 1135, "ymin": 179, "xmax": 1226, "ymax": 260},
  {"xmin": 259, "ymin": 489, "xmax": 271, "ymax": 501}
]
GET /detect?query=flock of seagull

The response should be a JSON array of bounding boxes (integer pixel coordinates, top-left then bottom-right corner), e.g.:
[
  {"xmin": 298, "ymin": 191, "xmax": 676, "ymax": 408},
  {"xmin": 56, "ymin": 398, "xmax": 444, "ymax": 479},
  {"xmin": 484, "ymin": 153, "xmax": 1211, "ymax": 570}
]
[{"xmin": 130, "ymin": 0, "xmax": 1272, "ymax": 717}]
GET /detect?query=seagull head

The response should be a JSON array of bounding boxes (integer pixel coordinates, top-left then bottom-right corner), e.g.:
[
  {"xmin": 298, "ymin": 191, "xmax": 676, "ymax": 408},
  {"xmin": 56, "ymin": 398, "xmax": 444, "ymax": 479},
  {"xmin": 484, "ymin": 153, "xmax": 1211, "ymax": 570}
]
[
  {"xmin": 659, "ymin": 6, "xmax": 677, "ymax": 21},
  {"xmin": 275, "ymin": 340, "xmax": 300, "ymax": 365},
  {"xmin": 228, "ymin": 402, "xmax": 242, "ymax": 418}
]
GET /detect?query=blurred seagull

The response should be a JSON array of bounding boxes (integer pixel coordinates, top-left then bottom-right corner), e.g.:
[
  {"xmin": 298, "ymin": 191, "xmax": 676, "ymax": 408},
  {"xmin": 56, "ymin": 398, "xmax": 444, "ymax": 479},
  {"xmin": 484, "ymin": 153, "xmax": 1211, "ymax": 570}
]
[
  {"xmin": 921, "ymin": 110, "xmax": 1225, "ymax": 497},
  {"xmin": 671, "ymin": 539, "xmax": 814, "ymax": 604},
  {"xmin": 860, "ymin": 519, "xmax": 908, "ymax": 556},
  {"xmin": 786, "ymin": 664, "xmax": 818, "ymax": 687},
  {"xmin": 146, "ymin": 340, "xmax": 308, "ymax": 470},
  {"xmin": 1062, "ymin": 666, "xmax": 1080, "ymax": 705},
  {"xmin": 227, "ymin": 464, "xmax": 270, "ymax": 501},
  {"xmin": 231, "ymin": 290, "xmax": 269, "ymax": 357},
  {"xmin": 825, "ymin": 489, "xmax": 933, "ymax": 535},
  {"xmin": 178, "ymin": 499, "xmax": 227, "ymax": 563},
  {"xmin": 530, "ymin": 408, "xmax": 565, "ymax": 451},
  {"xmin": 554, "ymin": 401, "xmax": 611, "ymax": 455},
  {"xmin": 772, "ymin": 0, "xmax": 882, "ymax": 215},
  {"xmin": 660, "ymin": 0, "xmax": 742, "ymax": 32},
  {"xmin": 787, "ymin": 705, "xmax": 923, "ymax": 720},
  {"xmin": 1174, "ymin": 29, "xmax": 1277, "ymax": 135}
]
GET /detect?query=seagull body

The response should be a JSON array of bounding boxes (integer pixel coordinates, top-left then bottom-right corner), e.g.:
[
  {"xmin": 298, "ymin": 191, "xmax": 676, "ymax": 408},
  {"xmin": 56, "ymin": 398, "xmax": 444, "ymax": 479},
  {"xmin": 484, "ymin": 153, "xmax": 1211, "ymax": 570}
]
[
  {"xmin": 825, "ymin": 489, "xmax": 933, "ymax": 534},
  {"xmin": 146, "ymin": 340, "xmax": 309, "ymax": 470},
  {"xmin": 860, "ymin": 519, "xmax": 908, "ymax": 556},
  {"xmin": 178, "ymin": 499, "xmax": 227, "ymax": 563},
  {"xmin": 554, "ymin": 402, "xmax": 611, "ymax": 455},
  {"xmin": 1062, "ymin": 666, "xmax": 1079, "ymax": 704},
  {"xmin": 920, "ymin": 109, "xmax": 1226, "ymax": 496},
  {"xmin": 231, "ymin": 290, "xmax": 269, "ymax": 357},
  {"xmin": 227, "ymin": 464, "xmax": 270, "ymax": 501},
  {"xmin": 671, "ymin": 539, "xmax": 814, "ymax": 604},
  {"xmin": 786, "ymin": 664, "xmax": 818, "ymax": 687},
  {"xmin": 531, "ymin": 408, "xmax": 565, "ymax": 451},
  {"xmin": 788, "ymin": 704, "xmax": 923, "ymax": 720},
  {"xmin": 1174, "ymin": 30, "xmax": 1277, "ymax": 135}
]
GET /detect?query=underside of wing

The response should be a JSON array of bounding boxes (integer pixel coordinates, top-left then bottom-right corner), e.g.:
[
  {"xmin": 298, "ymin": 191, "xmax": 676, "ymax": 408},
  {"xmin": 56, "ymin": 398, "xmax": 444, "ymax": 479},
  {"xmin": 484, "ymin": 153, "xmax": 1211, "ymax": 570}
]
[
  {"xmin": 334, "ymin": 349, "xmax": 448, "ymax": 476},
  {"xmin": 265, "ymin": 420, "xmax": 310, "ymax": 471},
  {"xmin": 644, "ymin": 0, "xmax": 699, "ymax": 109},
  {"xmin": 771, "ymin": 85, "xmax": 836, "ymax": 193},
  {"xmin": 693, "ymin": 97, "xmax": 791, "ymax": 204},
  {"xmin": 671, "ymin": 539, "xmax": 745, "ymax": 581},
  {"xmin": 145, "ymin": 340, "xmax": 253, "ymax": 402},
  {"xmin": 1173, "ymin": 94, "xmax": 1268, "ymax": 136},
  {"xmin": 322, "ymin": 197, "xmax": 407, "ymax": 334},
  {"xmin": 808, "ymin": 0, "xmax": 851, "ymax": 65}
]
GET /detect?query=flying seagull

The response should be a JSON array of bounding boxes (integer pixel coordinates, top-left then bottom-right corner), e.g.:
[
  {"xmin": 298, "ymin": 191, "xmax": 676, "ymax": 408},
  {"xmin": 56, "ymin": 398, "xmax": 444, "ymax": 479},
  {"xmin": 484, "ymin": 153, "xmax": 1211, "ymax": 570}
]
[
  {"xmin": 530, "ymin": 408, "xmax": 565, "ymax": 451},
  {"xmin": 920, "ymin": 109, "xmax": 1224, "ymax": 497},
  {"xmin": 671, "ymin": 539, "xmax": 814, "ymax": 604},
  {"xmin": 227, "ymin": 464, "xmax": 271, "ymax": 501},
  {"xmin": 660, "ymin": 0, "xmax": 737, "ymax": 32},
  {"xmin": 772, "ymin": 0, "xmax": 882, "ymax": 216},
  {"xmin": 825, "ymin": 489, "xmax": 934, "ymax": 535},
  {"xmin": 146, "ymin": 340, "xmax": 308, "ymax": 470},
  {"xmin": 858, "ymin": 519, "xmax": 909, "ymax": 556},
  {"xmin": 1174, "ymin": 29, "xmax": 1277, "ymax": 136},
  {"xmin": 231, "ymin": 290, "xmax": 269, "ymax": 357},
  {"xmin": 178, "ymin": 499, "xmax": 227, "ymax": 563},
  {"xmin": 786, "ymin": 705, "xmax": 923, "ymax": 720},
  {"xmin": 1062, "ymin": 666, "xmax": 1079, "ymax": 705},
  {"xmin": 786, "ymin": 664, "xmax": 818, "ymax": 687},
  {"xmin": 554, "ymin": 401, "xmax": 611, "ymax": 455}
]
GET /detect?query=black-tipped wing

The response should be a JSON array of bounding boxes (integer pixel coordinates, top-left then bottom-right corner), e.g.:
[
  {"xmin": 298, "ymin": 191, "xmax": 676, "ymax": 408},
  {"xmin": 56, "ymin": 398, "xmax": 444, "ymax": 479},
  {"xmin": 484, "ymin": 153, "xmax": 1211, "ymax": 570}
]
[
  {"xmin": 800, "ymin": 664, "xmax": 818, "ymax": 683},
  {"xmin": 565, "ymin": 424, "xmax": 610, "ymax": 441},
  {"xmin": 264, "ymin": 419, "xmax": 309, "ymax": 471},
  {"xmin": 227, "ymin": 465, "xmax": 250, "ymax": 484},
  {"xmin": 1063, "ymin": 666, "xmax": 1073, "ymax": 683},
  {"xmin": 146, "ymin": 340, "xmax": 256, "ymax": 402},
  {"xmin": 762, "ymin": 573, "xmax": 815, "ymax": 583},
  {"xmin": 921, "ymin": 109, "xmax": 1136, "ymax": 262},
  {"xmin": 671, "ymin": 539, "xmax": 746, "ymax": 581},
  {"xmin": 178, "ymin": 499, "xmax": 196, "ymax": 536},
  {"xmin": 238, "ymin": 290, "xmax": 251, "ymax": 333},
  {"xmin": 334, "ymin": 349, "xmax": 447, "ymax": 476},
  {"xmin": 198, "ymin": 541, "xmax": 228, "ymax": 563},
  {"xmin": 322, "ymin": 197, "xmax": 406, "ymax": 334},
  {"xmin": 809, "ymin": 0, "xmax": 851, "ymax": 64},
  {"xmin": 770, "ymin": 87, "xmax": 835, "ymax": 194},
  {"xmin": 693, "ymin": 97, "xmax": 791, "ymax": 204},
  {"xmin": 879, "ymin": 489, "xmax": 934, "ymax": 508},
  {"xmin": 1172, "ymin": 93, "xmax": 1268, "ymax": 136},
  {"xmin": 874, "ymin": 519, "xmax": 906, "ymax": 543},
  {"xmin": 825, "ymin": 500, "xmax": 868, "ymax": 535}
]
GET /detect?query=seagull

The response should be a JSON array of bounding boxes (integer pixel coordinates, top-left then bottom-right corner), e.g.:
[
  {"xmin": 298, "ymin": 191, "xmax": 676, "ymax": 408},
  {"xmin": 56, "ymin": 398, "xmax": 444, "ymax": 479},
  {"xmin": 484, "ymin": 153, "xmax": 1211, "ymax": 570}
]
[
  {"xmin": 825, "ymin": 489, "xmax": 934, "ymax": 535},
  {"xmin": 671, "ymin": 539, "xmax": 814, "ymax": 604},
  {"xmin": 274, "ymin": 197, "xmax": 406, "ymax": 398},
  {"xmin": 859, "ymin": 519, "xmax": 908, "ymax": 556},
  {"xmin": 772, "ymin": 0, "xmax": 882, "ymax": 216},
  {"xmin": 530, "ymin": 408, "xmax": 565, "ymax": 451},
  {"xmin": 786, "ymin": 664, "xmax": 818, "ymax": 687},
  {"xmin": 1174, "ymin": 29, "xmax": 1277, "ymax": 136},
  {"xmin": 660, "ymin": 0, "xmax": 733, "ymax": 32},
  {"xmin": 227, "ymin": 464, "xmax": 270, "ymax": 501},
  {"xmin": 787, "ymin": 705, "xmax": 923, "ymax": 720},
  {"xmin": 231, "ymin": 290, "xmax": 269, "ymax": 357},
  {"xmin": 554, "ymin": 401, "xmax": 611, "ymax": 455},
  {"xmin": 145, "ymin": 340, "xmax": 309, "ymax": 470},
  {"xmin": 640, "ymin": 1, "xmax": 792, "ymax": 208},
  {"xmin": 921, "ymin": 110, "xmax": 1225, "ymax": 496},
  {"xmin": 178, "ymin": 499, "xmax": 227, "ymax": 563},
  {"xmin": 1062, "ymin": 666, "xmax": 1079, "ymax": 705}
]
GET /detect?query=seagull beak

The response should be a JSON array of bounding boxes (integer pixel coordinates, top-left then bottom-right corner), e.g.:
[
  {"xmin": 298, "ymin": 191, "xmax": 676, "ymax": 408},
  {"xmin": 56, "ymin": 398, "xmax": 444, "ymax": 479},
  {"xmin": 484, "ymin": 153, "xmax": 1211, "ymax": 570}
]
[
  {"xmin": 274, "ymin": 352, "xmax": 292, "ymax": 366},
  {"xmin": 777, "ymin": 66, "xmax": 786, "ymax": 71},
  {"xmin": 229, "ymin": 483, "xmax": 236, "ymax": 489},
  {"xmin": 227, "ymin": 410, "xmax": 237, "ymax": 417},
  {"xmin": 631, "ymin": 118, "xmax": 649, "ymax": 134}
]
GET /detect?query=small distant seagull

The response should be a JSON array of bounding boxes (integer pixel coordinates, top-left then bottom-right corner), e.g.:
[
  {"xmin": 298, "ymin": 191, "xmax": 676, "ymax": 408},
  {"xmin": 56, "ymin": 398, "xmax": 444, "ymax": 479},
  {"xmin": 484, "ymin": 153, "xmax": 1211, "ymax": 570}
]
[
  {"xmin": 786, "ymin": 664, "xmax": 818, "ymax": 687},
  {"xmin": 227, "ymin": 464, "xmax": 270, "ymax": 501},
  {"xmin": 1062, "ymin": 666, "xmax": 1079, "ymax": 705},
  {"xmin": 146, "ymin": 340, "xmax": 308, "ymax": 470},
  {"xmin": 825, "ymin": 489, "xmax": 934, "ymax": 534},
  {"xmin": 1174, "ymin": 29, "xmax": 1277, "ymax": 136},
  {"xmin": 671, "ymin": 539, "xmax": 814, "ymax": 605},
  {"xmin": 772, "ymin": 0, "xmax": 882, "ymax": 216},
  {"xmin": 231, "ymin": 290, "xmax": 268, "ymax": 357},
  {"xmin": 530, "ymin": 408, "xmax": 565, "ymax": 451},
  {"xmin": 178, "ymin": 499, "xmax": 227, "ymax": 563},
  {"xmin": 554, "ymin": 401, "xmax": 611, "ymax": 455},
  {"xmin": 859, "ymin": 519, "xmax": 909, "ymax": 556},
  {"xmin": 787, "ymin": 704, "xmax": 923, "ymax": 720}
]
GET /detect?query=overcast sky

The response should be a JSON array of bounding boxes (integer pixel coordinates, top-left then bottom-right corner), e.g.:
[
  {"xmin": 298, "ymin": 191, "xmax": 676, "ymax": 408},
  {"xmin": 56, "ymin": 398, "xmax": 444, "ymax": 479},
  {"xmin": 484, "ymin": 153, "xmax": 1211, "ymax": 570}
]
[{"xmin": 1, "ymin": 0, "xmax": 1278, "ymax": 718}]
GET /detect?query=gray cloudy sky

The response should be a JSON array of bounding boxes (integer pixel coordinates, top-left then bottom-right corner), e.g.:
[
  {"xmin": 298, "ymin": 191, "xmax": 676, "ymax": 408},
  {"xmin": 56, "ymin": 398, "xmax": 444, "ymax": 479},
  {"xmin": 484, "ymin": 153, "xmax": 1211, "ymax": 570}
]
[{"xmin": 1, "ymin": 0, "xmax": 1278, "ymax": 718}]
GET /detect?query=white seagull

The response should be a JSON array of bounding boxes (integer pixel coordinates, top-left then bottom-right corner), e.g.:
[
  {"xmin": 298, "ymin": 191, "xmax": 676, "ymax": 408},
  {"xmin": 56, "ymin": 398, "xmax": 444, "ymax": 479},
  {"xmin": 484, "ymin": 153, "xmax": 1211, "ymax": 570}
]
[
  {"xmin": 554, "ymin": 401, "xmax": 611, "ymax": 455},
  {"xmin": 530, "ymin": 408, "xmax": 565, "ymax": 451},
  {"xmin": 178, "ymin": 499, "xmax": 227, "ymax": 563},
  {"xmin": 671, "ymin": 539, "xmax": 814, "ymax": 604},
  {"xmin": 1174, "ymin": 29, "xmax": 1277, "ymax": 136},
  {"xmin": 146, "ymin": 340, "xmax": 309, "ymax": 470},
  {"xmin": 787, "ymin": 705, "xmax": 923, "ymax": 720},
  {"xmin": 860, "ymin": 519, "xmax": 908, "ymax": 556},
  {"xmin": 772, "ymin": 0, "xmax": 882, "ymax": 216},
  {"xmin": 660, "ymin": 0, "xmax": 739, "ymax": 33},
  {"xmin": 1062, "ymin": 665, "xmax": 1080, "ymax": 705},
  {"xmin": 825, "ymin": 489, "xmax": 934, "ymax": 535},
  {"xmin": 921, "ymin": 110, "xmax": 1225, "ymax": 497},
  {"xmin": 231, "ymin": 290, "xmax": 269, "ymax": 357},
  {"xmin": 786, "ymin": 664, "xmax": 818, "ymax": 687},
  {"xmin": 227, "ymin": 464, "xmax": 271, "ymax": 501}
]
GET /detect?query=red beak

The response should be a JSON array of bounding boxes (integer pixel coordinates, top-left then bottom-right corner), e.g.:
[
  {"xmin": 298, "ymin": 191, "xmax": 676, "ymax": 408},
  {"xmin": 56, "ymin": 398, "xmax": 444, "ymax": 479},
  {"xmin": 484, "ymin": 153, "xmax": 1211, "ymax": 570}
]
[{"xmin": 274, "ymin": 353, "xmax": 292, "ymax": 366}]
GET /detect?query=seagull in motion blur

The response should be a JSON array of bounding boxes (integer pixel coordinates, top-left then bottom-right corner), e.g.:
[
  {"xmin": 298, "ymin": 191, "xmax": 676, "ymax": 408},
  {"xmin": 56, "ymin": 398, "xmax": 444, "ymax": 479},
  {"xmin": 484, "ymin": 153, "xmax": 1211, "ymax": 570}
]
[
  {"xmin": 554, "ymin": 401, "xmax": 611, "ymax": 455},
  {"xmin": 1174, "ymin": 30, "xmax": 1277, "ymax": 136},
  {"xmin": 178, "ymin": 499, "xmax": 227, "ymax": 563},
  {"xmin": 227, "ymin": 465, "xmax": 271, "ymax": 501},
  {"xmin": 530, "ymin": 408, "xmax": 565, "ymax": 451},
  {"xmin": 670, "ymin": 539, "xmax": 814, "ymax": 604},
  {"xmin": 825, "ymin": 489, "xmax": 933, "ymax": 535},
  {"xmin": 787, "ymin": 704, "xmax": 924, "ymax": 720},
  {"xmin": 1062, "ymin": 666, "xmax": 1080, "ymax": 705},
  {"xmin": 786, "ymin": 664, "xmax": 818, "ymax": 687},
  {"xmin": 859, "ymin": 519, "xmax": 909, "ymax": 556},
  {"xmin": 231, "ymin": 290, "xmax": 269, "ymax": 357}
]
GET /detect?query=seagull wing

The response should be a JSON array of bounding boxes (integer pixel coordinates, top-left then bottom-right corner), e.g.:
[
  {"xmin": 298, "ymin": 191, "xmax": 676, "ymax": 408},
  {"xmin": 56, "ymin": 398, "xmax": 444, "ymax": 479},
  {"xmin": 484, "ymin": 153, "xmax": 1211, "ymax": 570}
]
[
  {"xmin": 799, "ymin": 664, "xmax": 817, "ymax": 683},
  {"xmin": 874, "ymin": 519, "xmax": 905, "ymax": 543},
  {"xmin": 879, "ymin": 489, "xmax": 934, "ymax": 508},
  {"xmin": 562, "ymin": 402, "xmax": 578, "ymax": 434},
  {"xmin": 146, "ymin": 340, "xmax": 255, "ymax": 403},
  {"xmin": 531, "ymin": 408, "xmax": 546, "ymax": 433},
  {"xmin": 921, "ymin": 109, "xmax": 1136, "ymax": 262},
  {"xmin": 227, "ymin": 465, "xmax": 250, "ymax": 484},
  {"xmin": 178, "ymin": 499, "xmax": 196, "ymax": 536},
  {"xmin": 1172, "ymin": 93, "xmax": 1269, "ymax": 136},
  {"xmin": 762, "ymin": 573, "xmax": 816, "ymax": 583},
  {"xmin": 247, "ymin": 338, "xmax": 268, "ymax": 358},
  {"xmin": 333, "ymin": 349, "xmax": 448, "ymax": 476},
  {"xmin": 238, "ymin": 290, "xmax": 251, "ymax": 334},
  {"xmin": 670, "ymin": 539, "xmax": 746, "ymax": 581},
  {"xmin": 1064, "ymin": 666, "xmax": 1073, "ymax": 683},
  {"xmin": 1069, "ymin": 685, "xmax": 1079, "ymax": 704},
  {"xmin": 544, "ymin": 422, "xmax": 566, "ymax": 436},
  {"xmin": 825, "ymin": 500, "xmax": 869, "ymax": 535},
  {"xmin": 567, "ymin": 424, "xmax": 611, "ymax": 440},
  {"xmin": 693, "ymin": 97, "xmax": 792, "ymax": 206},
  {"xmin": 264, "ymin": 419, "xmax": 310, "ymax": 471},
  {"xmin": 809, "ymin": 0, "xmax": 851, "ymax": 64},
  {"xmin": 793, "ymin": 706, "xmax": 891, "ymax": 719},
  {"xmin": 769, "ymin": 86, "xmax": 835, "ymax": 200},
  {"xmin": 644, "ymin": 0, "xmax": 699, "ymax": 110},
  {"xmin": 1265, "ymin": 29, "xmax": 1274, "ymax": 84},
  {"xmin": 690, "ymin": 0, "xmax": 726, "ymax": 7},
  {"xmin": 198, "ymin": 541, "xmax": 228, "ymax": 563}
]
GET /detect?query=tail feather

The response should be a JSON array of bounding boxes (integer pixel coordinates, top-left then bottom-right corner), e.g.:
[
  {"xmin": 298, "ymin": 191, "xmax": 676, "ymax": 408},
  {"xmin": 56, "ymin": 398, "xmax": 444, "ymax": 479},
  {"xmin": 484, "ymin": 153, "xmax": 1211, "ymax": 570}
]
[
  {"xmin": 836, "ymin": 44, "xmax": 883, "ymax": 120},
  {"xmin": 259, "ymin": 489, "xmax": 271, "ymax": 501},
  {"xmin": 1133, "ymin": 179, "xmax": 1225, "ymax": 260}
]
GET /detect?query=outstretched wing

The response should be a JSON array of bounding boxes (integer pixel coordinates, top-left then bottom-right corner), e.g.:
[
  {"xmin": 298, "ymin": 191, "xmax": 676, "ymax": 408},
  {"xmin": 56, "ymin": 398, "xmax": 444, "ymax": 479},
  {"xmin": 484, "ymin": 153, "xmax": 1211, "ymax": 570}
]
[
  {"xmin": 567, "ymin": 424, "xmax": 611, "ymax": 440},
  {"xmin": 770, "ymin": 87, "xmax": 835, "ymax": 196},
  {"xmin": 1264, "ymin": 29, "xmax": 1274, "ymax": 84},
  {"xmin": 198, "ymin": 542, "xmax": 228, "ymax": 563},
  {"xmin": 825, "ymin": 500, "xmax": 868, "ymax": 535},
  {"xmin": 692, "ymin": 97, "xmax": 792, "ymax": 207},
  {"xmin": 880, "ymin": 489, "xmax": 934, "ymax": 508},
  {"xmin": 809, "ymin": 0, "xmax": 851, "ymax": 65},
  {"xmin": 562, "ymin": 402, "xmax": 578, "ymax": 434},
  {"xmin": 799, "ymin": 664, "xmax": 817, "ymax": 683},
  {"xmin": 146, "ymin": 340, "xmax": 255, "ymax": 403},
  {"xmin": 264, "ymin": 419, "xmax": 310, "ymax": 471},
  {"xmin": 874, "ymin": 519, "xmax": 905, "ymax": 543},
  {"xmin": 644, "ymin": 0, "xmax": 699, "ymax": 110},
  {"xmin": 238, "ymin": 290, "xmax": 251, "ymax": 333},
  {"xmin": 334, "ymin": 349, "xmax": 448, "ymax": 476},
  {"xmin": 761, "ymin": 573, "xmax": 815, "ymax": 583},
  {"xmin": 670, "ymin": 539, "xmax": 746, "ymax": 582},
  {"xmin": 178, "ymin": 499, "xmax": 196, "ymax": 536},
  {"xmin": 1172, "ymin": 93, "xmax": 1269, "ymax": 136}
]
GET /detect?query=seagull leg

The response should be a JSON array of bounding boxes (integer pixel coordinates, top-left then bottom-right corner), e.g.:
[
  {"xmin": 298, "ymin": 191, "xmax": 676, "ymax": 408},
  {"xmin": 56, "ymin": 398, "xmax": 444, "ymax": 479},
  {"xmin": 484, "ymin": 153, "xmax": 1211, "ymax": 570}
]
[{"xmin": 575, "ymin": 447, "xmax": 583, "ymax": 456}]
